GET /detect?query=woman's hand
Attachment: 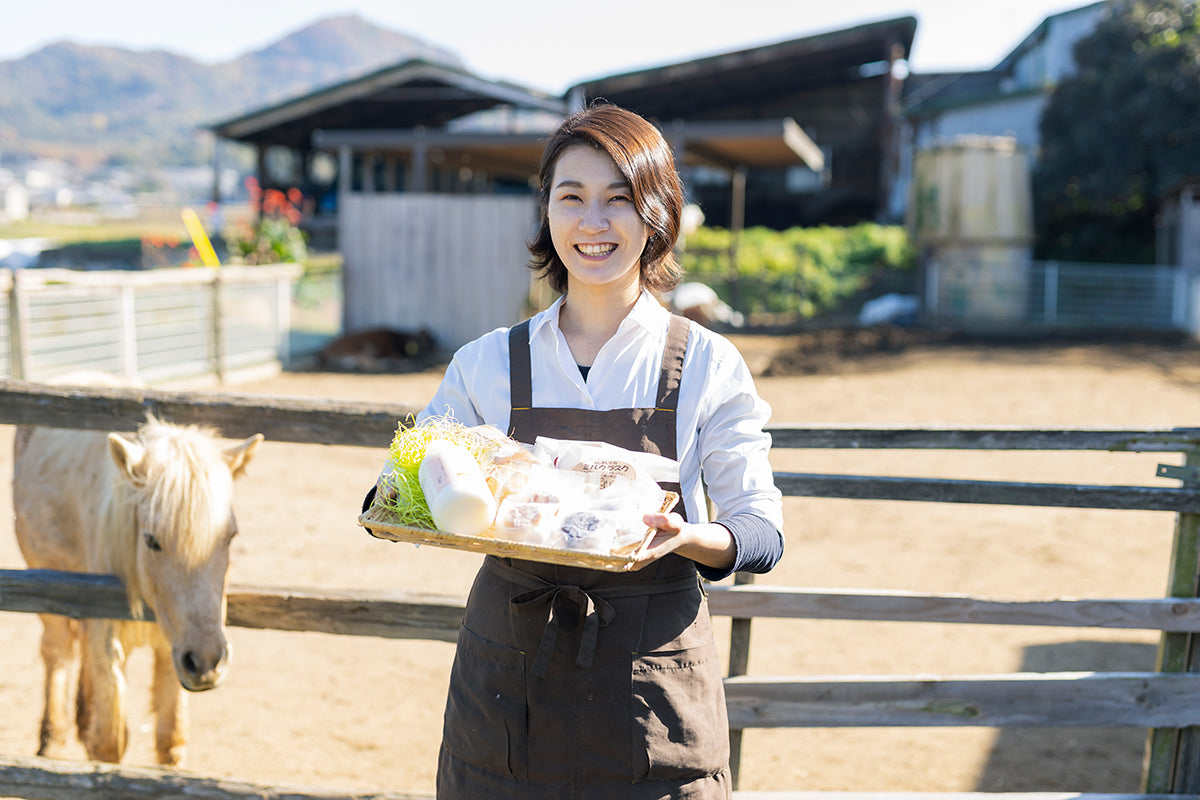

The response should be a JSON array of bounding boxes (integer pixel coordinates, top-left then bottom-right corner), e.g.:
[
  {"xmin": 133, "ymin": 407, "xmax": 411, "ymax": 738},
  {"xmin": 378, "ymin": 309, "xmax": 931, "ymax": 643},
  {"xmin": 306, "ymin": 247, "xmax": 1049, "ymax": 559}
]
[{"xmin": 630, "ymin": 513, "xmax": 736, "ymax": 571}]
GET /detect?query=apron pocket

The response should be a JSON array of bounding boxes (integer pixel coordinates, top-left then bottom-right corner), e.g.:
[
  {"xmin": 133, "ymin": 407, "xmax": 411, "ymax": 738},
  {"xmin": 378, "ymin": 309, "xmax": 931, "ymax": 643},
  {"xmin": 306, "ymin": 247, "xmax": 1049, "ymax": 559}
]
[
  {"xmin": 442, "ymin": 624, "xmax": 528, "ymax": 780},
  {"xmin": 630, "ymin": 639, "xmax": 730, "ymax": 783}
]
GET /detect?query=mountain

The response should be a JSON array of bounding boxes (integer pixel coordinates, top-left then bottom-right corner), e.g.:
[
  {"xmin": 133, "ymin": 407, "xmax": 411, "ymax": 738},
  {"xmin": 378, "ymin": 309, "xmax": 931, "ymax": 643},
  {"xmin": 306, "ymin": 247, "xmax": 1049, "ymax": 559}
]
[{"xmin": 0, "ymin": 14, "xmax": 464, "ymax": 169}]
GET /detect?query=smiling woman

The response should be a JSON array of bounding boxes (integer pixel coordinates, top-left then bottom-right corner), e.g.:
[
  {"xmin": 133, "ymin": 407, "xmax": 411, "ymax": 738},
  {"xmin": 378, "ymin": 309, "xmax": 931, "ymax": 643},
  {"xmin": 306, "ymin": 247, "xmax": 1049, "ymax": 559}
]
[{"xmin": 369, "ymin": 103, "xmax": 785, "ymax": 800}]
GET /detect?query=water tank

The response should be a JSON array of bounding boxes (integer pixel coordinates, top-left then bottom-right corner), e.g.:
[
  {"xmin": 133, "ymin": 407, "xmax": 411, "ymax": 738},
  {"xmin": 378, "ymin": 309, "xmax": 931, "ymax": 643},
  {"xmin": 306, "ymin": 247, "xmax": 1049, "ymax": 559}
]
[{"xmin": 909, "ymin": 136, "xmax": 1034, "ymax": 324}]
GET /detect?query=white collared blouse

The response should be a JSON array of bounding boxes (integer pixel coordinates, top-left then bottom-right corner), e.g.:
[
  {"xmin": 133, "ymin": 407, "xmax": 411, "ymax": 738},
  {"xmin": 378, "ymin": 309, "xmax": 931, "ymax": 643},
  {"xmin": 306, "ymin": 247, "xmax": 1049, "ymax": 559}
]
[{"xmin": 419, "ymin": 290, "xmax": 785, "ymax": 548}]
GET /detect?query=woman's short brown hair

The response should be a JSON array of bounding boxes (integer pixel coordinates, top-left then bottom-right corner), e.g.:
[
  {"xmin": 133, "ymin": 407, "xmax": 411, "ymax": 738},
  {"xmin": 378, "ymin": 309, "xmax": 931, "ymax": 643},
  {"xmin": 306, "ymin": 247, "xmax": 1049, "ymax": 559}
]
[{"xmin": 528, "ymin": 104, "xmax": 684, "ymax": 295}]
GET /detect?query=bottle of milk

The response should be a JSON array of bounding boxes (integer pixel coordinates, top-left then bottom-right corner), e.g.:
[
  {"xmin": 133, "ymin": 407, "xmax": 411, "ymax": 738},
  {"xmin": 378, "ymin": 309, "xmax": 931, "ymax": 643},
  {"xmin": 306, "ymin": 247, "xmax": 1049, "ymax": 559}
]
[{"xmin": 418, "ymin": 439, "xmax": 497, "ymax": 535}]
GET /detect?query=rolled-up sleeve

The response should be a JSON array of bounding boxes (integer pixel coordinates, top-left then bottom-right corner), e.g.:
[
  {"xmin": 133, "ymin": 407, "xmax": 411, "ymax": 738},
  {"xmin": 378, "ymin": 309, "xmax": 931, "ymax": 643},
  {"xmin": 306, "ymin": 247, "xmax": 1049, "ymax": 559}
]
[{"xmin": 692, "ymin": 339, "xmax": 785, "ymax": 578}]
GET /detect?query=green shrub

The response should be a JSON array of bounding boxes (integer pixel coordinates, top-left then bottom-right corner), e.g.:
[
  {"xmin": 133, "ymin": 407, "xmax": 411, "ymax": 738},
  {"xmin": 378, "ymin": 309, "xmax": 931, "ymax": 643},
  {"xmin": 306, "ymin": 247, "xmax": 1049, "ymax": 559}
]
[{"xmin": 679, "ymin": 223, "xmax": 915, "ymax": 319}]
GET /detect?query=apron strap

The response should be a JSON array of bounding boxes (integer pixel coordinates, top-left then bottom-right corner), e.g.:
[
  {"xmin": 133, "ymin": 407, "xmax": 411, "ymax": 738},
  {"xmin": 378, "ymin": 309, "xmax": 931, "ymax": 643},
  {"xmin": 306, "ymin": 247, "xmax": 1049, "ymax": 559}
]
[
  {"xmin": 511, "ymin": 314, "xmax": 687, "ymax": 415},
  {"xmin": 508, "ymin": 319, "xmax": 533, "ymax": 412},
  {"xmin": 656, "ymin": 315, "xmax": 689, "ymax": 412}
]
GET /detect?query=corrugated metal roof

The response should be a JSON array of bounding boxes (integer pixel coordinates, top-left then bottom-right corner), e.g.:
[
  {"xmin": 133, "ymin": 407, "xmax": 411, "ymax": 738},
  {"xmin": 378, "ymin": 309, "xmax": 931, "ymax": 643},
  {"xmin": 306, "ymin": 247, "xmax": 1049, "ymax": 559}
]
[{"xmin": 566, "ymin": 16, "xmax": 917, "ymax": 121}]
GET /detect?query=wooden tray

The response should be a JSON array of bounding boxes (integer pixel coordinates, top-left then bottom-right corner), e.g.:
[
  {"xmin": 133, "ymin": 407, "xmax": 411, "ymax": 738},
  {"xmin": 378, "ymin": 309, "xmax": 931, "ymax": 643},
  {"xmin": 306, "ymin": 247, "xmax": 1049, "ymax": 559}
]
[{"xmin": 358, "ymin": 493, "xmax": 678, "ymax": 572}]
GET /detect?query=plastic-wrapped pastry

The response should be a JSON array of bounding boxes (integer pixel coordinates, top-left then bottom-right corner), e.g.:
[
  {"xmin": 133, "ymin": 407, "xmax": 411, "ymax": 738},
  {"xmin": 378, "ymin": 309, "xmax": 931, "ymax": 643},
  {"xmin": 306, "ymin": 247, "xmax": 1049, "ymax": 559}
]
[
  {"xmin": 494, "ymin": 497, "xmax": 561, "ymax": 547},
  {"xmin": 559, "ymin": 511, "xmax": 615, "ymax": 553},
  {"xmin": 476, "ymin": 430, "xmax": 542, "ymax": 503}
]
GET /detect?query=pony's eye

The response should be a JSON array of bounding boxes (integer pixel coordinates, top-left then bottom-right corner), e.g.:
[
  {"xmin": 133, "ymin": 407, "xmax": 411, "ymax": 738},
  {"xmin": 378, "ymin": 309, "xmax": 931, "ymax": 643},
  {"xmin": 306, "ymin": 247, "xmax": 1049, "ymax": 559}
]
[{"xmin": 143, "ymin": 533, "xmax": 162, "ymax": 552}]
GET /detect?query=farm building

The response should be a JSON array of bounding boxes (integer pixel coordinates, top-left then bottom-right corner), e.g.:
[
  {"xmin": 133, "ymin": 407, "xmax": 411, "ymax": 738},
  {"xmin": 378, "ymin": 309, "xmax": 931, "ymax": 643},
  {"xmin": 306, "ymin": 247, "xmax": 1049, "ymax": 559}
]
[
  {"xmin": 208, "ymin": 16, "xmax": 914, "ymax": 349},
  {"xmin": 899, "ymin": 1, "xmax": 1105, "ymax": 156},
  {"xmin": 895, "ymin": 0, "xmax": 1106, "ymax": 221},
  {"xmin": 565, "ymin": 16, "xmax": 916, "ymax": 229},
  {"xmin": 210, "ymin": 16, "xmax": 915, "ymax": 231},
  {"xmin": 209, "ymin": 60, "xmax": 564, "ymax": 350}
]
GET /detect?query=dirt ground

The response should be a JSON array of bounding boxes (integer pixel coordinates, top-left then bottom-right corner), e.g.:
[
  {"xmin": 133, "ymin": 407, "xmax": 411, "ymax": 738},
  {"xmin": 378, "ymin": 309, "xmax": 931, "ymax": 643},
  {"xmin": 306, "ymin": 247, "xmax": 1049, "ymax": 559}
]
[{"xmin": 4, "ymin": 327, "xmax": 1200, "ymax": 794}]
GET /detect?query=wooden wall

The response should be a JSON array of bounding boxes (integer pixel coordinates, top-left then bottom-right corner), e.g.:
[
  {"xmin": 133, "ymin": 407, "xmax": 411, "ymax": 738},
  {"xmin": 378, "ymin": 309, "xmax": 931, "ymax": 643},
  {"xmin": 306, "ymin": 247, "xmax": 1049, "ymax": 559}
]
[{"xmin": 339, "ymin": 193, "xmax": 538, "ymax": 352}]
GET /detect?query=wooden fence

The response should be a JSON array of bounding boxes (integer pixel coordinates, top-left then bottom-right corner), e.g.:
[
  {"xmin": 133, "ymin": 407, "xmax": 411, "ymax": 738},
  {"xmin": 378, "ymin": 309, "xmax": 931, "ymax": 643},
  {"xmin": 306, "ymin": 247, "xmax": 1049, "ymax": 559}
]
[{"xmin": 2, "ymin": 378, "xmax": 1200, "ymax": 800}]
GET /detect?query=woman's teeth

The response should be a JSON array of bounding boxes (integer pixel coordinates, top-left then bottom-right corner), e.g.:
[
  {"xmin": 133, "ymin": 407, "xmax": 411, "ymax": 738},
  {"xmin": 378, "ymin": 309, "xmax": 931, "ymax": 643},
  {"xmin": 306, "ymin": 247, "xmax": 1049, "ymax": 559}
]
[{"xmin": 577, "ymin": 243, "xmax": 616, "ymax": 256}]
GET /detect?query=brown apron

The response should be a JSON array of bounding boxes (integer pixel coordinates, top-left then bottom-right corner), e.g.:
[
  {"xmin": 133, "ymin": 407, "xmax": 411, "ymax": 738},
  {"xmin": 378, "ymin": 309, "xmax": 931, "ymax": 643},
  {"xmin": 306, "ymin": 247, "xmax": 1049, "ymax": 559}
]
[{"xmin": 436, "ymin": 314, "xmax": 732, "ymax": 800}]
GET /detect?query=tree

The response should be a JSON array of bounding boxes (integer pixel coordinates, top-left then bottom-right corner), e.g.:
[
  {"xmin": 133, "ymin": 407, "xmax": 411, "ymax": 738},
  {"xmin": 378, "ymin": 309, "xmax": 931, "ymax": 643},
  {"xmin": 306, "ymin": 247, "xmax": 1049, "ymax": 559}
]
[{"xmin": 1033, "ymin": 0, "xmax": 1200, "ymax": 262}]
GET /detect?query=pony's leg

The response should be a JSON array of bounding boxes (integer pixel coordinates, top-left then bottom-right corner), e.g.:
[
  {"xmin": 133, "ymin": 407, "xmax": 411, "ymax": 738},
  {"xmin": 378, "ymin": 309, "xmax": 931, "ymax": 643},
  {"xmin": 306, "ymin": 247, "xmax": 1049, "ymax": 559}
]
[
  {"xmin": 152, "ymin": 638, "xmax": 188, "ymax": 766},
  {"xmin": 35, "ymin": 614, "xmax": 77, "ymax": 757},
  {"xmin": 78, "ymin": 619, "xmax": 129, "ymax": 763}
]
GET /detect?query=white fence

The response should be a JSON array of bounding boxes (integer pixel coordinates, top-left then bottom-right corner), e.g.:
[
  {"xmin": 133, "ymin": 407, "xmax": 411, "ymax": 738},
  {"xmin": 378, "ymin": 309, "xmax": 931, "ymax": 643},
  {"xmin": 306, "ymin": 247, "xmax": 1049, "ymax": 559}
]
[
  {"xmin": 0, "ymin": 264, "xmax": 301, "ymax": 385},
  {"xmin": 925, "ymin": 255, "xmax": 1200, "ymax": 333}
]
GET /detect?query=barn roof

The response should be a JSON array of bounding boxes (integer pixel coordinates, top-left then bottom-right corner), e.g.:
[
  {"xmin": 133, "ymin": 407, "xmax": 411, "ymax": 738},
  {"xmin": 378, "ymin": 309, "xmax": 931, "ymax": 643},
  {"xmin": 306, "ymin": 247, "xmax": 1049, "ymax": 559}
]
[
  {"xmin": 566, "ymin": 16, "xmax": 917, "ymax": 120},
  {"xmin": 208, "ymin": 59, "xmax": 567, "ymax": 149}
]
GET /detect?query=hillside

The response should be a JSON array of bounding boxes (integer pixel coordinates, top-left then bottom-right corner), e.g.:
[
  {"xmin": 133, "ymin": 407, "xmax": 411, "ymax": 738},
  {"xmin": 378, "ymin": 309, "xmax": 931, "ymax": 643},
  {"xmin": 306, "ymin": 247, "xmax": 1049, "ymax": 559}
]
[{"xmin": 0, "ymin": 14, "xmax": 463, "ymax": 168}]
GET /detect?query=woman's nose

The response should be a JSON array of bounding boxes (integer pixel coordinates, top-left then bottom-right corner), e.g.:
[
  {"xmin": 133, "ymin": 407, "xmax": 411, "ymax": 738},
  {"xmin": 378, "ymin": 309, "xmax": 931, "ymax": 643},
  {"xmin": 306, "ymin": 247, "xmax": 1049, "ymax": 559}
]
[{"xmin": 580, "ymin": 202, "xmax": 609, "ymax": 232}]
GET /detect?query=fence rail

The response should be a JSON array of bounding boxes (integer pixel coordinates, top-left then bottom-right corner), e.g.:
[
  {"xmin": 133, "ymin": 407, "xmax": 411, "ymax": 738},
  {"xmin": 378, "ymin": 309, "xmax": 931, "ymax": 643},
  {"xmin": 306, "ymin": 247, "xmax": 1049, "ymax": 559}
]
[
  {"xmin": 11, "ymin": 570, "xmax": 1200, "ymax": 643},
  {"xmin": 2, "ymin": 381, "xmax": 1200, "ymax": 798}
]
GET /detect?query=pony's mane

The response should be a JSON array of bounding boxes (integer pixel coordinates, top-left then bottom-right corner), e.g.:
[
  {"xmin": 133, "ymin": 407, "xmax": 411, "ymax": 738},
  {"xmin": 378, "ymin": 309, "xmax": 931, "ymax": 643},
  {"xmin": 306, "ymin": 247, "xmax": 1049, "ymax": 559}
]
[
  {"xmin": 105, "ymin": 417, "xmax": 235, "ymax": 614},
  {"xmin": 136, "ymin": 419, "xmax": 234, "ymax": 565}
]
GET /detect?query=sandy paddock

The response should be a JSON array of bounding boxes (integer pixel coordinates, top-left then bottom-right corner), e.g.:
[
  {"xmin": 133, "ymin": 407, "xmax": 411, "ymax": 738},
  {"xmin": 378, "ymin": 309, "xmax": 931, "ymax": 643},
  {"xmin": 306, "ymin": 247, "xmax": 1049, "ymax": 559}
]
[{"xmin": 3, "ymin": 332, "xmax": 1200, "ymax": 794}]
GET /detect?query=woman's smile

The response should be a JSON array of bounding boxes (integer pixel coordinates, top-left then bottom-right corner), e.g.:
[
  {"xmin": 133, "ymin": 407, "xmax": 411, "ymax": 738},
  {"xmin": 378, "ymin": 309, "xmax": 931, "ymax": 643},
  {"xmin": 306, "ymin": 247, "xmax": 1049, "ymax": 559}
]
[{"xmin": 576, "ymin": 242, "xmax": 617, "ymax": 258}]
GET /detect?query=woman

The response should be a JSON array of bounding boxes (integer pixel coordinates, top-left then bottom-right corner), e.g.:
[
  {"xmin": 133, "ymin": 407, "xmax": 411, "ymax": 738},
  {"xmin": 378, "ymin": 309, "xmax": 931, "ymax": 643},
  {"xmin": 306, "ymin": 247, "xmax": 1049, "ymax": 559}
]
[{"xmin": 418, "ymin": 104, "xmax": 784, "ymax": 799}]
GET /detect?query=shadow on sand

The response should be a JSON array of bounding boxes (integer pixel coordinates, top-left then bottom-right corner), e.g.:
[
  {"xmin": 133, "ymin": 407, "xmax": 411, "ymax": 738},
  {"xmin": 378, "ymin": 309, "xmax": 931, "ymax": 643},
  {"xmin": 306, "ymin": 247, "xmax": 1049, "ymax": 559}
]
[{"xmin": 974, "ymin": 639, "xmax": 1159, "ymax": 791}]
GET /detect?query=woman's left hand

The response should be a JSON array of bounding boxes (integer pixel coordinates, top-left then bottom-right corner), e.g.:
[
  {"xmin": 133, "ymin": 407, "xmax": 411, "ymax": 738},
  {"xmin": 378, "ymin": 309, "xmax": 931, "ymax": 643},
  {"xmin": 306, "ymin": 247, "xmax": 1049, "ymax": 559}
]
[{"xmin": 630, "ymin": 513, "xmax": 736, "ymax": 571}]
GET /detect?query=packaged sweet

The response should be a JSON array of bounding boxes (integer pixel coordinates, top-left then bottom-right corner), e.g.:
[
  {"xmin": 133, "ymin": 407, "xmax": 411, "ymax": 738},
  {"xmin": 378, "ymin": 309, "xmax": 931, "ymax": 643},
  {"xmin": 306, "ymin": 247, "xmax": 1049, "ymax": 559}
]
[
  {"xmin": 533, "ymin": 437, "xmax": 679, "ymax": 487},
  {"xmin": 494, "ymin": 497, "xmax": 561, "ymax": 546}
]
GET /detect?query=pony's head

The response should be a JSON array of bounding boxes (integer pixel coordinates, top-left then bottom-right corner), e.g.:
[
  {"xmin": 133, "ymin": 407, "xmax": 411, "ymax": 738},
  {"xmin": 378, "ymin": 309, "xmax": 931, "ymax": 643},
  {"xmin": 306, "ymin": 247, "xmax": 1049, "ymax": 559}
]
[{"xmin": 108, "ymin": 418, "xmax": 262, "ymax": 692}]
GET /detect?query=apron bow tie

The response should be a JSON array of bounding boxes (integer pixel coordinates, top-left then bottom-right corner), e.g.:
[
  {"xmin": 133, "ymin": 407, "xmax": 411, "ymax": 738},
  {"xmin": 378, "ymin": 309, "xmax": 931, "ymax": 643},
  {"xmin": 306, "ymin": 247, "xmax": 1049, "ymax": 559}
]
[{"xmin": 511, "ymin": 584, "xmax": 616, "ymax": 677}]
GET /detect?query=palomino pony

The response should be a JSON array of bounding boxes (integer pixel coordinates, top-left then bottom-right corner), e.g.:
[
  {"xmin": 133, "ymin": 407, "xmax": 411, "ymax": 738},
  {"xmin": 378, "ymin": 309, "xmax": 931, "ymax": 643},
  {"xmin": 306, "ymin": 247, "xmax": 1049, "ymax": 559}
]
[{"xmin": 13, "ymin": 395, "xmax": 262, "ymax": 766}]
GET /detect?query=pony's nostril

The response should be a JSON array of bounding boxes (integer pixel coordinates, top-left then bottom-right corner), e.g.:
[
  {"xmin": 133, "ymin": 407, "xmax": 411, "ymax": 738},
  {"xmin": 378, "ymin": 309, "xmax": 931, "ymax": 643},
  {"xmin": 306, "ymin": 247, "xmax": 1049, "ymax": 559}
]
[{"xmin": 181, "ymin": 650, "xmax": 200, "ymax": 676}]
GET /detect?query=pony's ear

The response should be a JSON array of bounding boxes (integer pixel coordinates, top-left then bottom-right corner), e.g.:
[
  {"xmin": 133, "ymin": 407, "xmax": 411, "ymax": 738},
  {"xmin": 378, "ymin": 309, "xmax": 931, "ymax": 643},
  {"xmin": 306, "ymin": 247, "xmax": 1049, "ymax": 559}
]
[
  {"xmin": 108, "ymin": 433, "xmax": 147, "ymax": 485},
  {"xmin": 224, "ymin": 434, "xmax": 264, "ymax": 479}
]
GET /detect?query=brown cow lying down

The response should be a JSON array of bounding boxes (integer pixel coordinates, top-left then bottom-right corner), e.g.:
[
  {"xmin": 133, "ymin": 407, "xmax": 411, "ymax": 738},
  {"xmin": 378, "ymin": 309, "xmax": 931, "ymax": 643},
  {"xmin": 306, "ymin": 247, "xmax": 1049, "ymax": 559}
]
[{"xmin": 317, "ymin": 327, "xmax": 437, "ymax": 371}]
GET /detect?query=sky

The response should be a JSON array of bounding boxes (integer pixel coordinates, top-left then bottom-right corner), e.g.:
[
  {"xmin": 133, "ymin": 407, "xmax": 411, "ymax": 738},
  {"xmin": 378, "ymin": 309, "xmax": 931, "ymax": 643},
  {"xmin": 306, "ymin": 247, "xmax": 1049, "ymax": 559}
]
[{"xmin": 2, "ymin": 0, "xmax": 1098, "ymax": 94}]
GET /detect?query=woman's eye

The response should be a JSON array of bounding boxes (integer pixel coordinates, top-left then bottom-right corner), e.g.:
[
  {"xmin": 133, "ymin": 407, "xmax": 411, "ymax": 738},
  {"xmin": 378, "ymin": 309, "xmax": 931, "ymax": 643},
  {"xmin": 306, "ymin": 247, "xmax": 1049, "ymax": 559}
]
[{"xmin": 143, "ymin": 533, "xmax": 162, "ymax": 552}]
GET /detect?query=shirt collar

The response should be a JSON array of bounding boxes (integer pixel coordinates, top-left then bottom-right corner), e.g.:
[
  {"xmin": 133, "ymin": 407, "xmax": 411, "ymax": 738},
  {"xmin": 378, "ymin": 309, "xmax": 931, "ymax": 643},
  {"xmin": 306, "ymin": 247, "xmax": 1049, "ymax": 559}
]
[{"xmin": 528, "ymin": 289, "xmax": 669, "ymax": 343}]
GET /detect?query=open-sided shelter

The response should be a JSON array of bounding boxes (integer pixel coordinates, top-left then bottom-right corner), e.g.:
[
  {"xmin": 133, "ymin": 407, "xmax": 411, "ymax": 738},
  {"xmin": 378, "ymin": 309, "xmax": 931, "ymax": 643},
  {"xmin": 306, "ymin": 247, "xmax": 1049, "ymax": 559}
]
[
  {"xmin": 210, "ymin": 60, "xmax": 566, "ymax": 350},
  {"xmin": 567, "ymin": 16, "xmax": 917, "ymax": 228}
]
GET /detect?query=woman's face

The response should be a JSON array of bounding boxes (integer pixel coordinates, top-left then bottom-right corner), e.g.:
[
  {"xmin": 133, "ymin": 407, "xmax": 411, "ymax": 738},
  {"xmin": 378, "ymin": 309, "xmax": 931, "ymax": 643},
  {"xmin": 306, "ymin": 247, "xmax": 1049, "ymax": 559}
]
[{"xmin": 548, "ymin": 144, "xmax": 650, "ymax": 294}]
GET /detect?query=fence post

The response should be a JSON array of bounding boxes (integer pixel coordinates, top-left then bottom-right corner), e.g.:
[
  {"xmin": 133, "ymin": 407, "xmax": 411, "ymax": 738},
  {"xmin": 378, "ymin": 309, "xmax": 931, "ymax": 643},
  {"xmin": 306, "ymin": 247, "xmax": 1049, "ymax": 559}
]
[
  {"xmin": 209, "ymin": 269, "xmax": 226, "ymax": 383},
  {"xmin": 7, "ymin": 270, "xmax": 29, "ymax": 380},
  {"xmin": 118, "ymin": 282, "xmax": 138, "ymax": 382},
  {"xmin": 1044, "ymin": 260, "xmax": 1059, "ymax": 326},
  {"xmin": 1144, "ymin": 447, "xmax": 1200, "ymax": 792},
  {"xmin": 727, "ymin": 570, "xmax": 755, "ymax": 788},
  {"xmin": 1171, "ymin": 267, "xmax": 1188, "ymax": 330},
  {"xmin": 276, "ymin": 270, "xmax": 292, "ymax": 367},
  {"xmin": 923, "ymin": 256, "xmax": 939, "ymax": 319}
]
